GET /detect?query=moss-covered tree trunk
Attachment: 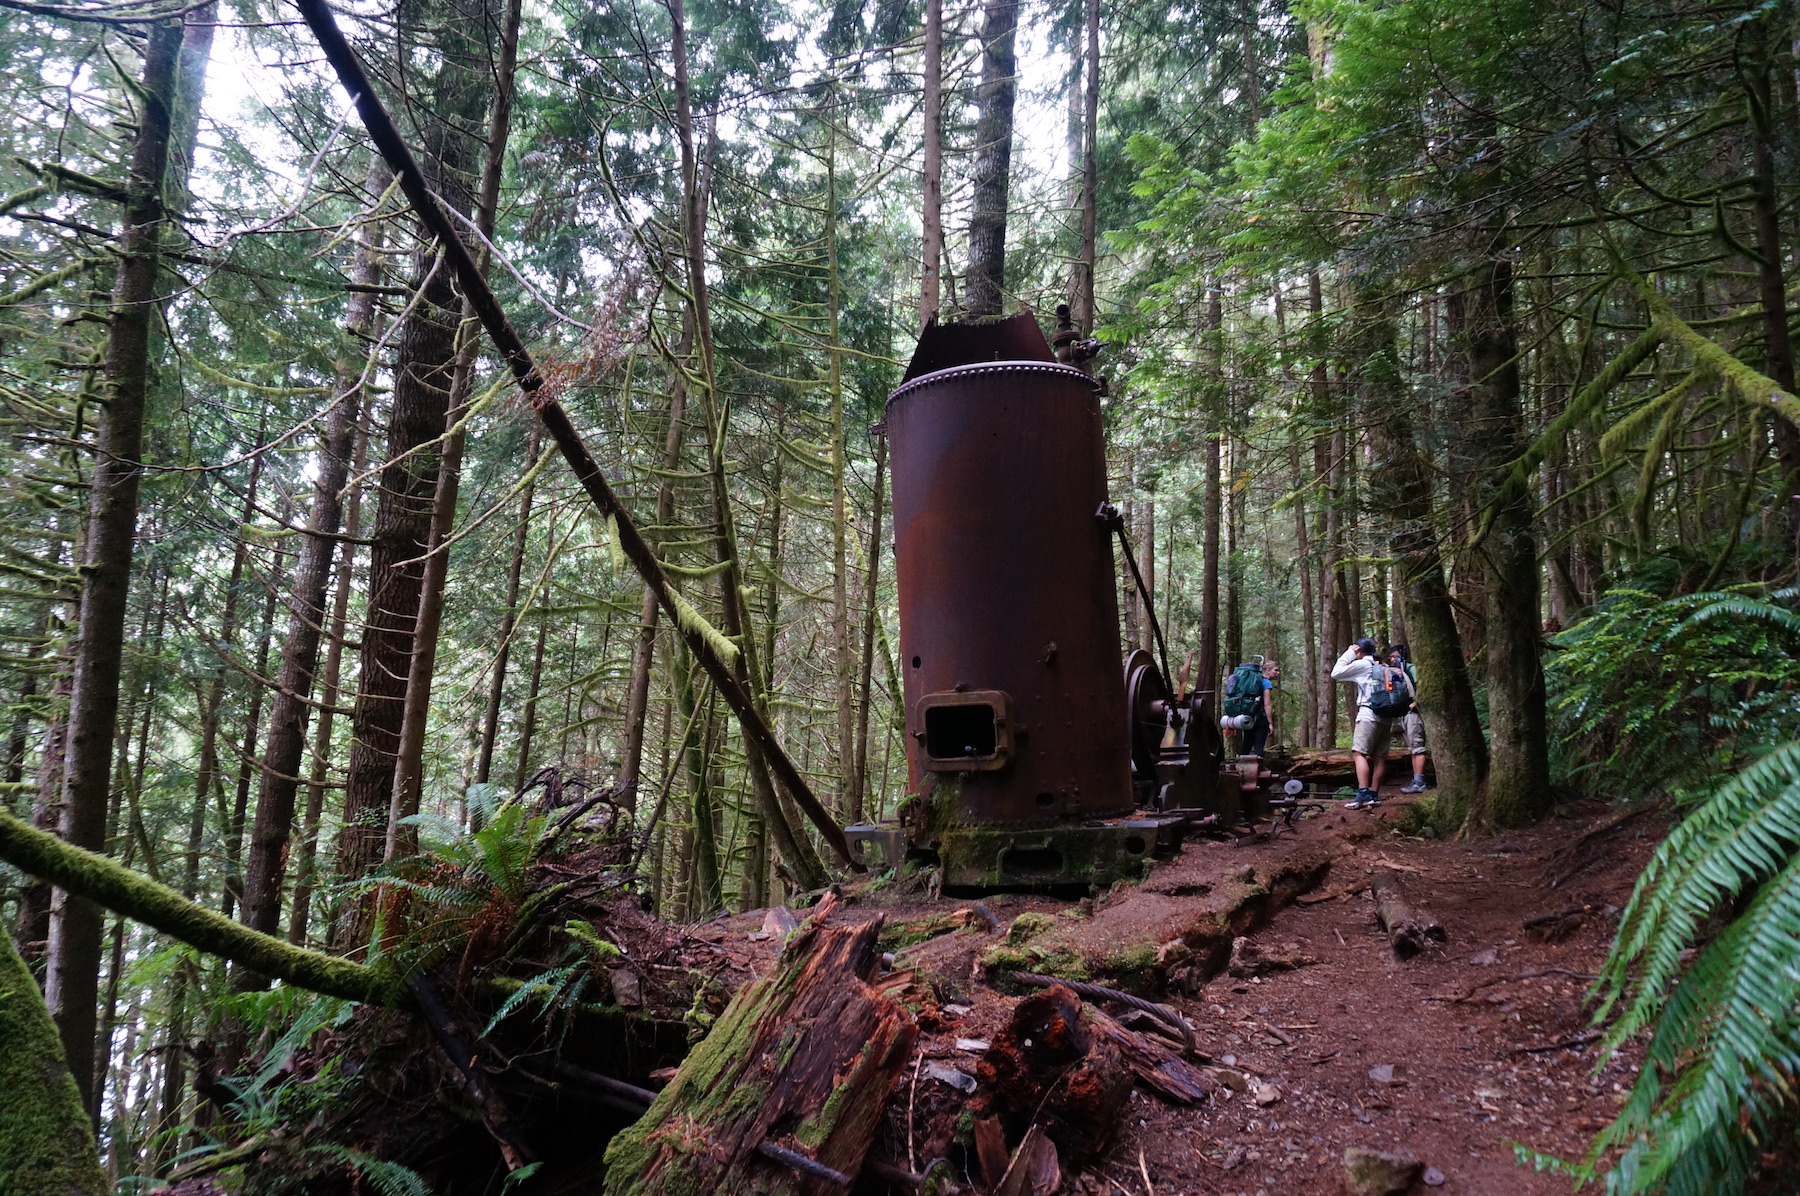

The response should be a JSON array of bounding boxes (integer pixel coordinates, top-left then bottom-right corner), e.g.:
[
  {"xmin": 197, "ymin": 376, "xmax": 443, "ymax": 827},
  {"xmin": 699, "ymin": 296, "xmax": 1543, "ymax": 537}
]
[
  {"xmin": 1356, "ymin": 293, "xmax": 1488, "ymax": 825},
  {"xmin": 602, "ymin": 895, "xmax": 916, "ymax": 1194},
  {"xmin": 1463, "ymin": 249, "xmax": 1550, "ymax": 829},
  {"xmin": 0, "ymin": 928, "xmax": 107, "ymax": 1196}
]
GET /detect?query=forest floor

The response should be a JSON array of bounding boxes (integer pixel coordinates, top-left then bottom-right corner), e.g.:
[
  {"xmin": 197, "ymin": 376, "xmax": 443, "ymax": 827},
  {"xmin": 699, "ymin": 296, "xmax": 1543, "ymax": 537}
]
[
  {"xmin": 703, "ymin": 786, "xmax": 1664, "ymax": 1196},
  {"xmin": 1101, "ymin": 792, "xmax": 1660, "ymax": 1196}
]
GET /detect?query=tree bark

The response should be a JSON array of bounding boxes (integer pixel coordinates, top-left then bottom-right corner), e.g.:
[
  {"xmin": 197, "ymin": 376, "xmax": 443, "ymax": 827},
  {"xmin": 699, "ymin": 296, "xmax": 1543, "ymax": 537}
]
[
  {"xmin": 1372, "ymin": 869, "xmax": 1445, "ymax": 960},
  {"xmin": 45, "ymin": 16, "xmax": 184, "ymax": 1117},
  {"xmin": 221, "ymin": 551, "xmax": 282, "ymax": 921},
  {"xmin": 825, "ymin": 123, "xmax": 856, "ymax": 822},
  {"xmin": 0, "ymin": 922, "xmax": 107, "ymax": 1196},
  {"xmin": 289, "ymin": 410, "xmax": 372, "ymax": 945},
  {"xmin": 670, "ymin": 0, "xmax": 827, "ymax": 889},
  {"xmin": 241, "ymin": 173, "xmax": 386, "ymax": 947},
  {"xmin": 964, "ymin": 0, "xmax": 1019, "ymax": 318},
  {"xmin": 475, "ymin": 426, "xmax": 538, "ymax": 789},
  {"xmin": 1069, "ymin": 0, "xmax": 1099, "ymax": 335},
  {"xmin": 848, "ymin": 435, "xmax": 887, "ymax": 823},
  {"xmin": 335, "ymin": 43, "xmax": 483, "ymax": 922},
  {"xmin": 1199, "ymin": 286, "xmax": 1223, "ymax": 700},
  {"xmin": 919, "ymin": 0, "xmax": 943, "ymax": 327},
  {"xmin": 1308, "ymin": 272, "xmax": 1341, "ymax": 746},
  {"xmin": 1463, "ymin": 249, "xmax": 1550, "ymax": 830},
  {"xmin": 385, "ymin": 0, "xmax": 522, "ymax": 859},
  {"xmin": 1358, "ymin": 295, "xmax": 1488, "ymax": 823},
  {"xmin": 1747, "ymin": 45, "xmax": 1800, "ymax": 566}
]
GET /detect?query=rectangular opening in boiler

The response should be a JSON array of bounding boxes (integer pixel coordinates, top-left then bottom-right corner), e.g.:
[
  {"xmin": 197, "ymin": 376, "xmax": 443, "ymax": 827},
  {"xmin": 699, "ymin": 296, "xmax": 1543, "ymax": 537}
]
[
  {"xmin": 917, "ymin": 689, "xmax": 1012, "ymax": 771},
  {"xmin": 925, "ymin": 703, "xmax": 997, "ymax": 759}
]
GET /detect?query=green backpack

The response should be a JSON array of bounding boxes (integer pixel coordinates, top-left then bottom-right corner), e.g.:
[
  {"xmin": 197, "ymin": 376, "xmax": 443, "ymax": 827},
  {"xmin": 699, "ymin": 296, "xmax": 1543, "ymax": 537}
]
[{"xmin": 1223, "ymin": 662, "xmax": 1264, "ymax": 718}]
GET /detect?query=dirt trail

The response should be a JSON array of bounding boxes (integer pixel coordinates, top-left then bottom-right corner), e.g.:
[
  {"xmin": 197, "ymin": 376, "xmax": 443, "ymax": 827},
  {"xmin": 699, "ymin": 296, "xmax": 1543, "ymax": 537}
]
[{"xmin": 1099, "ymin": 796, "xmax": 1659, "ymax": 1195}]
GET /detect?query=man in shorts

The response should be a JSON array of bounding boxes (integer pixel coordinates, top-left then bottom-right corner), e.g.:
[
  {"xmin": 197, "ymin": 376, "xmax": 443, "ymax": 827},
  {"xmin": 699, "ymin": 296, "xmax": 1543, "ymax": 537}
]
[
  {"xmin": 1330, "ymin": 637, "xmax": 1413, "ymax": 809},
  {"xmin": 1387, "ymin": 645, "xmax": 1429, "ymax": 794}
]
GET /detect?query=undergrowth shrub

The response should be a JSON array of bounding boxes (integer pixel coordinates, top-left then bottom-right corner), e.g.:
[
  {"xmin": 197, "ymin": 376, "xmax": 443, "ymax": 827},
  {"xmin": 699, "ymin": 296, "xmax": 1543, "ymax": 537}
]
[{"xmin": 1532, "ymin": 587, "xmax": 1800, "ymax": 1193}]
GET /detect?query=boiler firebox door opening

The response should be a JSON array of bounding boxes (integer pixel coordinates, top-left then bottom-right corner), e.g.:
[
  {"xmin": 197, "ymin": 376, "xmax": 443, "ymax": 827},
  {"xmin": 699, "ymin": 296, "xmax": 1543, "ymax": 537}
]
[
  {"xmin": 925, "ymin": 703, "xmax": 996, "ymax": 758},
  {"xmin": 916, "ymin": 689, "xmax": 1013, "ymax": 771}
]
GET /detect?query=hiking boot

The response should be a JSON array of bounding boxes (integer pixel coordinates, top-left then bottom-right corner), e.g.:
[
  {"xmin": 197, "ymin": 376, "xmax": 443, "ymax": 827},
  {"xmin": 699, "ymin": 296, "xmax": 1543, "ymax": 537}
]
[
  {"xmin": 1399, "ymin": 778, "xmax": 1428, "ymax": 794},
  {"xmin": 1345, "ymin": 788, "xmax": 1375, "ymax": 809}
]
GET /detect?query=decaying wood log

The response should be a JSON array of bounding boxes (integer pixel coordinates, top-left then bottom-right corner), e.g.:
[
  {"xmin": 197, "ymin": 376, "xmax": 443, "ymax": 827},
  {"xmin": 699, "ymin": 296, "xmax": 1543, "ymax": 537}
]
[
  {"xmin": 1371, "ymin": 870, "xmax": 1446, "ymax": 960},
  {"xmin": 974, "ymin": 984, "xmax": 1134, "ymax": 1167},
  {"xmin": 1084, "ymin": 1006, "xmax": 1216, "ymax": 1105},
  {"xmin": 601, "ymin": 894, "xmax": 916, "ymax": 1194}
]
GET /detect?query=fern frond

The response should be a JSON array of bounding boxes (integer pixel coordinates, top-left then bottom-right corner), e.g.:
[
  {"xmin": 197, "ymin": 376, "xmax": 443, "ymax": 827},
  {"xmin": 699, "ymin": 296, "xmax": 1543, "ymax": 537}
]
[
  {"xmin": 315, "ymin": 1146, "xmax": 436, "ymax": 1196},
  {"xmin": 1592, "ymin": 849, "xmax": 1800, "ymax": 1193},
  {"xmin": 1597, "ymin": 742, "xmax": 1800, "ymax": 1040}
]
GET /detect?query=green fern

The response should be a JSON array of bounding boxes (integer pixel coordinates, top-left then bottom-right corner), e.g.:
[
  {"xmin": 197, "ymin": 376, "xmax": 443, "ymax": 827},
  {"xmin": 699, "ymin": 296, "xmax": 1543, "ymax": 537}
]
[
  {"xmin": 314, "ymin": 1146, "xmax": 436, "ymax": 1196},
  {"xmin": 1538, "ymin": 588, "xmax": 1800, "ymax": 1193}
]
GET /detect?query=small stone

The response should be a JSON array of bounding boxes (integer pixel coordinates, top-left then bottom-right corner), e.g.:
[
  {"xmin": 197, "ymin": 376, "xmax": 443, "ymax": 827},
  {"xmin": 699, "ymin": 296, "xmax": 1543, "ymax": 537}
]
[
  {"xmin": 762, "ymin": 906, "xmax": 800, "ymax": 936},
  {"xmin": 1209, "ymin": 1068, "xmax": 1250, "ymax": 1093},
  {"xmin": 1342, "ymin": 1146, "xmax": 1422, "ymax": 1196},
  {"xmin": 954, "ymin": 1038, "xmax": 990, "ymax": 1053},
  {"xmin": 924, "ymin": 1061, "xmax": 977, "ymax": 1093},
  {"xmin": 1468, "ymin": 948, "xmax": 1499, "ymax": 967},
  {"xmin": 609, "ymin": 967, "xmax": 644, "ymax": 1007},
  {"xmin": 1368, "ymin": 1063, "xmax": 1404, "ymax": 1086},
  {"xmin": 1423, "ymin": 1166, "xmax": 1447, "ymax": 1186},
  {"xmin": 942, "ymin": 1002, "xmax": 973, "ymax": 1017},
  {"xmin": 1252, "ymin": 1082, "xmax": 1281, "ymax": 1106}
]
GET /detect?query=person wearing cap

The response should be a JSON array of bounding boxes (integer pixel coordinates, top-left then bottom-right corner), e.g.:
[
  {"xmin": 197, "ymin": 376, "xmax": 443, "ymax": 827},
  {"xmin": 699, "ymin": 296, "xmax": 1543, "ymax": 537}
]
[{"xmin": 1330, "ymin": 636, "xmax": 1412, "ymax": 809}]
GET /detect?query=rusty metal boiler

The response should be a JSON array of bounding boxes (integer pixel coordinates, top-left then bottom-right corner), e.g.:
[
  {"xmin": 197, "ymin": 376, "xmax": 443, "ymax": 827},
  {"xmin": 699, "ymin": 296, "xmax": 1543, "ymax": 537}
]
[{"xmin": 844, "ymin": 316, "xmax": 1181, "ymax": 887}]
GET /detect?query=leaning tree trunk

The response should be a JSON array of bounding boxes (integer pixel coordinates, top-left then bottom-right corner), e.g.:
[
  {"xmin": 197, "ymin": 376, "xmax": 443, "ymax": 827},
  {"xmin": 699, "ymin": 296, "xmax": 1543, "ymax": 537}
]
[
  {"xmin": 44, "ymin": 16, "xmax": 184, "ymax": 1117},
  {"xmin": 963, "ymin": 0, "xmax": 1018, "ymax": 318},
  {"xmin": 1198, "ymin": 285, "xmax": 1223, "ymax": 700}
]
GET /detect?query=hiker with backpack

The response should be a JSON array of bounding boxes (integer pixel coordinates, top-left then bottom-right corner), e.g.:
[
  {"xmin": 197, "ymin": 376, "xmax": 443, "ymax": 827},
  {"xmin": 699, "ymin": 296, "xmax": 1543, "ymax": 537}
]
[
  {"xmin": 1386, "ymin": 644, "xmax": 1429, "ymax": 794},
  {"xmin": 1222, "ymin": 658, "xmax": 1278, "ymax": 756},
  {"xmin": 1330, "ymin": 636, "xmax": 1415, "ymax": 809}
]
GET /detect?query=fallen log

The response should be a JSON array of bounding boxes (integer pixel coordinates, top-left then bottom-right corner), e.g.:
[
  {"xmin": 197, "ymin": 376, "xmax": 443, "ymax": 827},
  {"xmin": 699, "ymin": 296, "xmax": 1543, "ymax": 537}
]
[
  {"xmin": 1371, "ymin": 870, "xmax": 1446, "ymax": 960},
  {"xmin": 1084, "ymin": 1007, "xmax": 1216, "ymax": 1105},
  {"xmin": 1277, "ymin": 748, "xmax": 1431, "ymax": 787},
  {"xmin": 601, "ymin": 894, "xmax": 917, "ymax": 1194}
]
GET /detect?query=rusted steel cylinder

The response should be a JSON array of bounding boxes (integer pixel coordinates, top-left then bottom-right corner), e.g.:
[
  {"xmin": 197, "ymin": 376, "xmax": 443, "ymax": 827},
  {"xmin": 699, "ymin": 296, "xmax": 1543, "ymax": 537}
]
[{"xmin": 886, "ymin": 358, "xmax": 1132, "ymax": 827}]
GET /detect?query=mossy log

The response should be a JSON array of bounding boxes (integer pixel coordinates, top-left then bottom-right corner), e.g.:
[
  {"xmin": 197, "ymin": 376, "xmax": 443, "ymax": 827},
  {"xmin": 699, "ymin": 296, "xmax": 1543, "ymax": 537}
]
[
  {"xmin": 1371, "ymin": 870, "xmax": 1445, "ymax": 961},
  {"xmin": 0, "ymin": 927, "xmax": 108, "ymax": 1196},
  {"xmin": 601, "ymin": 894, "xmax": 917, "ymax": 1195},
  {"xmin": 0, "ymin": 808, "xmax": 682, "ymax": 1055},
  {"xmin": 0, "ymin": 806, "xmax": 400, "ymax": 1004}
]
